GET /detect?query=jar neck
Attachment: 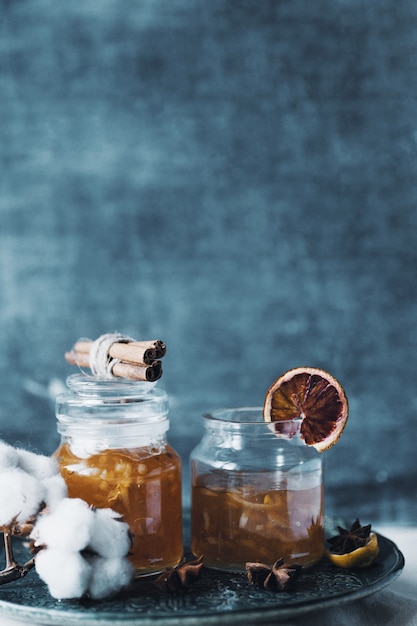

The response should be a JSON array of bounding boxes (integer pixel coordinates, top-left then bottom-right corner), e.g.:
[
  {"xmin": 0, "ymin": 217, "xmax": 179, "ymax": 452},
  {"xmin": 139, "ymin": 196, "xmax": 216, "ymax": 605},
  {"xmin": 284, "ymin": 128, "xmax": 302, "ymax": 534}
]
[
  {"xmin": 202, "ymin": 408, "xmax": 303, "ymax": 443},
  {"xmin": 59, "ymin": 431, "xmax": 168, "ymax": 458},
  {"xmin": 56, "ymin": 374, "xmax": 169, "ymax": 450}
]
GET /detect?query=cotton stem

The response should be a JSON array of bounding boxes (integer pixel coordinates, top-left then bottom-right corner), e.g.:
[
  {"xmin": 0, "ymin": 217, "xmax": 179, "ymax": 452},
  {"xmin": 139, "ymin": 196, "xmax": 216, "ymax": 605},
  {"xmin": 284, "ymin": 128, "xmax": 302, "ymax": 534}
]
[{"xmin": 0, "ymin": 531, "xmax": 35, "ymax": 585}]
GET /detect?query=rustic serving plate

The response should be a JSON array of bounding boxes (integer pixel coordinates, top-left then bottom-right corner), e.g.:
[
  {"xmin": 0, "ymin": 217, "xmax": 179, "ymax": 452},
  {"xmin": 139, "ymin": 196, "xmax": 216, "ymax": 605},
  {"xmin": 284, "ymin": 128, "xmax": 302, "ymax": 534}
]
[{"xmin": 0, "ymin": 530, "xmax": 404, "ymax": 625}]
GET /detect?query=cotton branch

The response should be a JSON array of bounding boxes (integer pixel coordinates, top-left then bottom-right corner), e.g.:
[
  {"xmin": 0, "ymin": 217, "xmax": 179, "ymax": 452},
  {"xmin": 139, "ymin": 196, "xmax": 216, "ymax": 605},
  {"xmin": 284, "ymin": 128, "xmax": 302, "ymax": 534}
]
[{"xmin": 0, "ymin": 524, "xmax": 37, "ymax": 584}]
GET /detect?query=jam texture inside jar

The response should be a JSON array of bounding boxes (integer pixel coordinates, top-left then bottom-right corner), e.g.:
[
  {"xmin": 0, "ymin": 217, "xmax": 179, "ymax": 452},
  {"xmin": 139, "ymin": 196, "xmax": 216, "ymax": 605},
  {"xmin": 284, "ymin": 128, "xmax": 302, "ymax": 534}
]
[
  {"xmin": 190, "ymin": 408, "xmax": 324, "ymax": 571},
  {"xmin": 55, "ymin": 375, "xmax": 182, "ymax": 576}
]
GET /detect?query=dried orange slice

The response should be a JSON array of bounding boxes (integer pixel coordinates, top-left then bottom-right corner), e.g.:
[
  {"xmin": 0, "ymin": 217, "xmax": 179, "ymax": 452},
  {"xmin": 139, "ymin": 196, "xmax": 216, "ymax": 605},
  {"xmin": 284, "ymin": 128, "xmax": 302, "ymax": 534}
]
[
  {"xmin": 327, "ymin": 532, "xmax": 379, "ymax": 568},
  {"xmin": 263, "ymin": 367, "xmax": 348, "ymax": 452}
]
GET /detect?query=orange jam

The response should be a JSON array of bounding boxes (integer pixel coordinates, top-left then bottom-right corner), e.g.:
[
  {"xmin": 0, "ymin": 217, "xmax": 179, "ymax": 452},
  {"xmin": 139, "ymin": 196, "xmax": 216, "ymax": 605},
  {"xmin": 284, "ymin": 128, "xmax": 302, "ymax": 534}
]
[
  {"xmin": 192, "ymin": 474, "xmax": 324, "ymax": 570},
  {"xmin": 55, "ymin": 442, "xmax": 183, "ymax": 575}
]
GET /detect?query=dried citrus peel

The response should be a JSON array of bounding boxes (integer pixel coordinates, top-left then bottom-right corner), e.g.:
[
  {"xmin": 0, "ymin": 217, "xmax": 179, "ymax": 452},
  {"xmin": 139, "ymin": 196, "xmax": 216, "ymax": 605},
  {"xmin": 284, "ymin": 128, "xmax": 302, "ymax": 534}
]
[
  {"xmin": 263, "ymin": 367, "xmax": 348, "ymax": 452},
  {"xmin": 327, "ymin": 532, "xmax": 379, "ymax": 568}
]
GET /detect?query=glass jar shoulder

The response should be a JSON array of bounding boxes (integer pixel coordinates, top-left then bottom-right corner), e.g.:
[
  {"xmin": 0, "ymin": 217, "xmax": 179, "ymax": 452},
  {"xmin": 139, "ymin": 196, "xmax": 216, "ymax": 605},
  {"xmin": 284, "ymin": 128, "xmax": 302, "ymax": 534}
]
[
  {"xmin": 190, "ymin": 434, "xmax": 320, "ymax": 473},
  {"xmin": 55, "ymin": 441, "xmax": 181, "ymax": 477}
]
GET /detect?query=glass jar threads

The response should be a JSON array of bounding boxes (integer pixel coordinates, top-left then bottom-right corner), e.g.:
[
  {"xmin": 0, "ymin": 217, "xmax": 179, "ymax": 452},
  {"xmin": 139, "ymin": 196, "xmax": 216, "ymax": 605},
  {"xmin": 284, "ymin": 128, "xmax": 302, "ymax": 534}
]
[
  {"xmin": 190, "ymin": 408, "xmax": 324, "ymax": 571},
  {"xmin": 54, "ymin": 374, "xmax": 183, "ymax": 576}
]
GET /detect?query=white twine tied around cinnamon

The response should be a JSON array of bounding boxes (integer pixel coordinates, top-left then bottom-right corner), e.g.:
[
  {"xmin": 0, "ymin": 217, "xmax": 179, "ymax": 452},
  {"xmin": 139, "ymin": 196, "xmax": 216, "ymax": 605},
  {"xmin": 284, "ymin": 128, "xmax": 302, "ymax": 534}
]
[
  {"xmin": 65, "ymin": 333, "xmax": 165, "ymax": 382},
  {"xmin": 89, "ymin": 333, "xmax": 133, "ymax": 378}
]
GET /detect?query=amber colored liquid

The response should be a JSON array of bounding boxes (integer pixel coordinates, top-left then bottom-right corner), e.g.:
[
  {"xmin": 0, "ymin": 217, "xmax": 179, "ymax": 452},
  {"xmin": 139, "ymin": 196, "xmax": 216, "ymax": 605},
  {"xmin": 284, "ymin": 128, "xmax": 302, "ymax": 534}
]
[
  {"xmin": 191, "ymin": 473, "xmax": 324, "ymax": 570},
  {"xmin": 55, "ymin": 443, "xmax": 183, "ymax": 575}
]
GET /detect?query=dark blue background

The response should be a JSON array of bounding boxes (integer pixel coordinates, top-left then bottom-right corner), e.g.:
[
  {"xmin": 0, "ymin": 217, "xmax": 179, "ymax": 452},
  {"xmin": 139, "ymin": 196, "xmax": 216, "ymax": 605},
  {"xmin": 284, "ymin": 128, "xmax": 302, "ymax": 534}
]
[{"xmin": 1, "ymin": 0, "xmax": 416, "ymax": 524}]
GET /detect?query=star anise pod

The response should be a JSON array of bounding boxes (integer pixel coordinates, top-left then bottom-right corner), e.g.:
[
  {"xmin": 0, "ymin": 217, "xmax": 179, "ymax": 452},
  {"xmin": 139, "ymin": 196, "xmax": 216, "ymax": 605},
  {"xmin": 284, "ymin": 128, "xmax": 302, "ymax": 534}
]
[
  {"xmin": 246, "ymin": 558, "xmax": 302, "ymax": 592},
  {"xmin": 327, "ymin": 519, "xmax": 372, "ymax": 555},
  {"xmin": 154, "ymin": 555, "xmax": 204, "ymax": 592}
]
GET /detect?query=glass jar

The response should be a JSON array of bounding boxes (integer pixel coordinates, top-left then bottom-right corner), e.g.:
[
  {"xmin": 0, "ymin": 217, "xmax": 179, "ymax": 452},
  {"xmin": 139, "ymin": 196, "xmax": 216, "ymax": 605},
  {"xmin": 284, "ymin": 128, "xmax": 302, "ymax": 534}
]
[
  {"xmin": 54, "ymin": 374, "xmax": 183, "ymax": 576},
  {"xmin": 190, "ymin": 408, "xmax": 324, "ymax": 571}
]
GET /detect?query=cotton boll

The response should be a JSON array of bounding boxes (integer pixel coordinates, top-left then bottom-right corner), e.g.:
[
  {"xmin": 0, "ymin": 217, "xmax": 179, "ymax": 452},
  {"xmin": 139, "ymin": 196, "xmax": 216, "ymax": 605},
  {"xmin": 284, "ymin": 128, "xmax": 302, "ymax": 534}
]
[
  {"xmin": 87, "ymin": 555, "xmax": 134, "ymax": 599},
  {"xmin": 88, "ymin": 508, "xmax": 132, "ymax": 558},
  {"xmin": 0, "ymin": 441, "xmax": 19, "ymax": 469},
  {"xmin": 33, "ymin": 498, "xmax": 95, "ymax": 551},
  {"xmin": 35, "ymin": 549, "xmax": 91, "ymax": 599},
  {"xmin": 41, "ymin": 474, "xmax": 68, "ymax": 509},
  {"xmin": 0, "ymin": 468, "xmax": 45, "ymax": 525},
  {"xmin": 16, "ymin": 448, "xmax": 59, "ymax": 480}
]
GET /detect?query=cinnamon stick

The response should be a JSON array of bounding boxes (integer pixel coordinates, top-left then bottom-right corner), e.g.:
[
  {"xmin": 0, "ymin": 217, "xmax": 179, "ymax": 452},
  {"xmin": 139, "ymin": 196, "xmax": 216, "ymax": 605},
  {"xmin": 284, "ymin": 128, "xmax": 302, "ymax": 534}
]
[
  {"xmin": 65, "ymin": 351, "xmax": 91, "ymax": 369},
  {"xmin": 129, "ymin": 340, "xmax": 166, "ymax": 359},
  {"xmin": 113, "ymin": 360, "xmax": 162, "ymax": 382},
  {"xmin": 65, "ymin": 350, "xmax": 163, "ymax": 382},
  {"xmin": 72, "ymin": 339, "xmax": 166, "ymax": 365}
]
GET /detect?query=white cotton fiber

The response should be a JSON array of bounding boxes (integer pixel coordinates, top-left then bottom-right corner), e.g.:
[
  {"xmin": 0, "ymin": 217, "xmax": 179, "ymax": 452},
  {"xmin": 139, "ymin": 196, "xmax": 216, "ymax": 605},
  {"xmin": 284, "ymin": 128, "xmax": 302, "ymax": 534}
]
[
  {"xmin": 87, "ymin": 555, "xmax": 134, "ymax": 599},
  {"xmin": 35, "ymin": 549, "xmax": 91, "ymax": 599},
  {"xmin": 88, "ymin": 508, "xmax": 132, "ymax": 558},
  {"xmin": 16, "ymin": 448, "xmax": 59, "ymax": 480},
  {"xmin": 0, "ymin": 441, "xmax": 19, "ymax": 469},
  {"xmin": 41, "ymin": 474, "xmax": 68, "ymax": 509},
  {"xmin": 0, "ymin": 468, "xmax": 45, "ymax": 525},
  {"xmin": 33, "ymin": 498, "xmax": 95, "ymax": 551}
]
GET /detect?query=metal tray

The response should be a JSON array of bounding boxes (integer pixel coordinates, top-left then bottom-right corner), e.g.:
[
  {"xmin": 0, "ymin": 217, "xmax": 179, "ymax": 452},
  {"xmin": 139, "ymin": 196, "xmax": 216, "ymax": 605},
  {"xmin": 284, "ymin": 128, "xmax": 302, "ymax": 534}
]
[{"xmin": 0, "ymin": 530, "xmax": 404, "ymax": 625}]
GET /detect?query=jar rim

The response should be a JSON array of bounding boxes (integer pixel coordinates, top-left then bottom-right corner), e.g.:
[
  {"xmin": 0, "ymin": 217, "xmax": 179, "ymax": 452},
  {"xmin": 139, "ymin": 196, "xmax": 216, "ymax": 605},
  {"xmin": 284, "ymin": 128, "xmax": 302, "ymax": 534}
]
[
  {"xmin": 65, "ymin": 373, "xmax": 158, "ymax": 398},
  {"xmin": 203, "ymin": 407, "xmax": 302, "ymax": 425},
  {"xmin": 202, "ymin": 407, "xmax": 303, "ymax": 438}
]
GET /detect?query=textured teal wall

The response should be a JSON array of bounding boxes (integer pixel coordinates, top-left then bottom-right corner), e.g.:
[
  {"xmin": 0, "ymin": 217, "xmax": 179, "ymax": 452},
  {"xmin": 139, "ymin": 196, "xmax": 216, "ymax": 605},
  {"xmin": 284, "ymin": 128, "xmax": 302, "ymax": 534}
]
[{"xmin": 1, "ymin": 0, "xmax": 416, "ymax": 522}]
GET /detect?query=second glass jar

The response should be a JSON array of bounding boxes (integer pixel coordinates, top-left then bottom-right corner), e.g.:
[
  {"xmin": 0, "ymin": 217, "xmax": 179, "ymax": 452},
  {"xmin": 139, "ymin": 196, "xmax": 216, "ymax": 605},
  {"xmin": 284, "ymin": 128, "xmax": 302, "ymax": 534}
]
[
  {"xmin": 54, "ymin": 375, "xmax": 183, "ymax": 576},
  {"xmin": 190, "ymin": 408, "xmax": 324, "ymax": 571}
]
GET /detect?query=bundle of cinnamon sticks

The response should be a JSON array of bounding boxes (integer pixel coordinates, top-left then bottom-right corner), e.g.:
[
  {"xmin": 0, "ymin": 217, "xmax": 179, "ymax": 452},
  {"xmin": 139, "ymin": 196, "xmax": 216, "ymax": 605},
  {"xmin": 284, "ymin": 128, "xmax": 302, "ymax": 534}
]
[{"xmin": 65, "ymin": 338, "xmax": 166, "ymax": 382}]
